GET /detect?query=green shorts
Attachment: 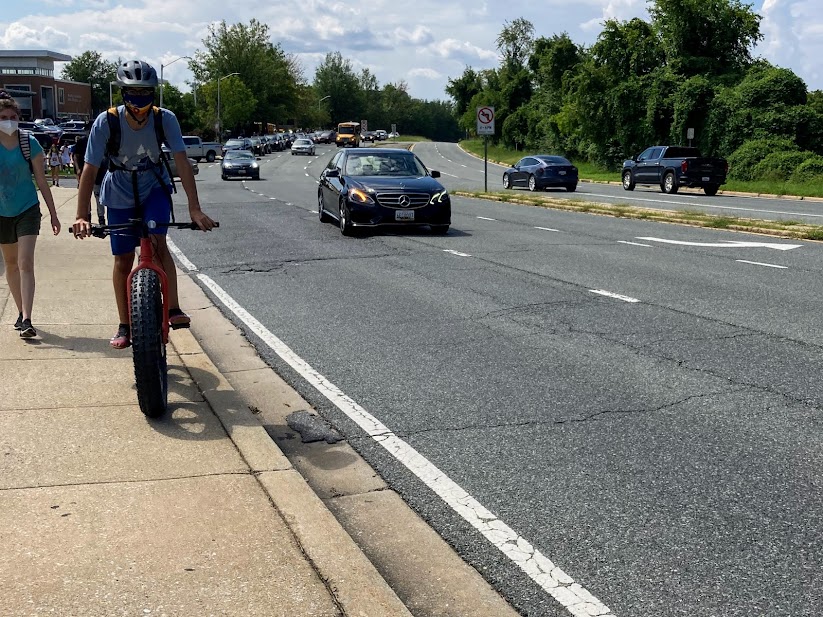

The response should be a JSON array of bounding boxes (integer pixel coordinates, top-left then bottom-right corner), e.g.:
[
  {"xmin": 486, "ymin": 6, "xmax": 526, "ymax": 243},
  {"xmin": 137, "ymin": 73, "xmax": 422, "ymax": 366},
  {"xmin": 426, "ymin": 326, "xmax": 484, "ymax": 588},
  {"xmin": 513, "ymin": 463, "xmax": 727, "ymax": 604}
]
[{"xmin": 0, "ymin": 204, "xmax": 41, "ymax": 245}]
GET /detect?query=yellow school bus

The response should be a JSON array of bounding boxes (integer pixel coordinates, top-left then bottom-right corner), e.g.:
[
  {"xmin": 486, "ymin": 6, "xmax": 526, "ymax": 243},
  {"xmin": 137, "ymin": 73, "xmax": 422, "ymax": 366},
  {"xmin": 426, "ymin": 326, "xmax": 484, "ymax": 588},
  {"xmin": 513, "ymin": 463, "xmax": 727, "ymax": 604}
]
[{"xmin": 336, "ymin": 121, "xmax": 361, "ymax": 147}]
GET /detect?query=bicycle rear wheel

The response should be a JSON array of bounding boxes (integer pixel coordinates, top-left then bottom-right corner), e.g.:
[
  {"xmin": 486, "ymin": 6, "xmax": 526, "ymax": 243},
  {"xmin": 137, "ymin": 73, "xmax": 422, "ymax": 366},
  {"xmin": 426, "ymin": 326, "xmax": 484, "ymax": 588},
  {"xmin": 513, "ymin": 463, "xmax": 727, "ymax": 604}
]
[{"xmin": 130, "ymin": 268, "xmax": 168, "ymax": 417}]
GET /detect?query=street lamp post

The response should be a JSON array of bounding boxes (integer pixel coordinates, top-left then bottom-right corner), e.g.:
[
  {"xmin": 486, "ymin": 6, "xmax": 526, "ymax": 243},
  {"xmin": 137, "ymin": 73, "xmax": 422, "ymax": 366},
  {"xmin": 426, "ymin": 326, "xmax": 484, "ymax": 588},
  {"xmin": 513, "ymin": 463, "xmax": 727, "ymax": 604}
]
[
  {"xmin": 159, "ymin": 56, "xmax": 191, "ymax": 108},
  {"xmin": 318, "ymin": 95, "xmax": 331, "ymax": 112},
  {"xmin": 217, "ymin": 72, "xmax": 240, "ymax": 143},
  {"xmin": 108, "ymin": 80, "xmax": 120, "ymax": 108}
]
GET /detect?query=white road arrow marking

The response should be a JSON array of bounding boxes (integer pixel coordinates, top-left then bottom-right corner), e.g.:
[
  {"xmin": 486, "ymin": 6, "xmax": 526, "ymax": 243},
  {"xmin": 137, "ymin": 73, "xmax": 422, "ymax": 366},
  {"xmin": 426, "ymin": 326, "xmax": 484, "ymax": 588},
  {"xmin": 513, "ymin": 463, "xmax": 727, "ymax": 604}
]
[{"xmin": 636, "ymin": 237, "xmax": 802, "ymax": 251}]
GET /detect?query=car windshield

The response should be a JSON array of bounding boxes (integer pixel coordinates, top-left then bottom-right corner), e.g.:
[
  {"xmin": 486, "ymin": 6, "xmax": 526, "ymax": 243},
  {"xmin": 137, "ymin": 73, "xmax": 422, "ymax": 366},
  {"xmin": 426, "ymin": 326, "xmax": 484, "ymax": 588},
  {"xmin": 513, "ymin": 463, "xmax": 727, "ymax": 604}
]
[
  {"xmin": 537, "ymin": 156, "xmax": 571, "ymax": 165},
  {"xmin": 225, "ymin": 140, "xmax": 245, "ymax": 148},
  {"xmin": 225, "ymin": 151, "xmax": 254, "ymax": 160},
  {"xmin": 295, "ymin": 139, "xmax": 311, "ymax": 146},
  {"xmin": 344, "ymin": 153, "xmax": 426, "ymax": 177},
  {"xmin": 338, "ymin": 126, "xmax": 357, "ymax": 135}
]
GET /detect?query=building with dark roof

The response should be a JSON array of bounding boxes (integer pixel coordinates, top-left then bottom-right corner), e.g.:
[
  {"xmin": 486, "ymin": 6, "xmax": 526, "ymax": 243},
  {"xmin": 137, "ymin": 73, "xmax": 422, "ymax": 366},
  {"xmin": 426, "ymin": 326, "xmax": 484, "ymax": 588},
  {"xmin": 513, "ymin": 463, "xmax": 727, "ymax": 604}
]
[{"xmin": 0, "ymin": 50, "xmax": 92, "ymax": 121}]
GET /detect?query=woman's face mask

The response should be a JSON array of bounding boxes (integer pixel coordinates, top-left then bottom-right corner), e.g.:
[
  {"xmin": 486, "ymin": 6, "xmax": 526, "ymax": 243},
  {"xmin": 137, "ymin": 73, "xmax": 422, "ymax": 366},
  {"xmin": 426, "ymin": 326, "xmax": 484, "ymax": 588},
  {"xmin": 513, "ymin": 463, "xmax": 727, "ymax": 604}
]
[{"xmin": 0, "ymin": 119, "xmax": 19, "ymax": 135}]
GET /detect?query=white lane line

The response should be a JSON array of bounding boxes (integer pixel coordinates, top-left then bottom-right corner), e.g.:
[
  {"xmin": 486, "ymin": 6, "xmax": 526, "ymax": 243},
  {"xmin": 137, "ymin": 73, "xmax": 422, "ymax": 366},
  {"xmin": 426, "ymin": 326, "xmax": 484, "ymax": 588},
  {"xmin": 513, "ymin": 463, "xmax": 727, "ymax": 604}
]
[
  {"xmin": 443, "ymin": 249, "xmax": 472, "ymax": 257},
  {"xmin": 166, "ymin": 239, "xmax": 198, "ymax": 272},
  {"xmin": 585, "ymin": 192, "xmax": 823, "ymax": 219},
  {"xmin": 617, "ymin": 241, "xmax": 651, "ymax": 247},
  {"xmin": 590, "ymin": 289, "xmax": 639, "ymax": 303},
  {"xmin": 535, "ymin": 226, "xmax": 561, "ymax": 232},
  {"xmin": 440, "ymin": 171, "xmax": 460, "ymax": 178},
  {"xmin": 185, "ymin": 268, "xmax": 615, "ymax": 617},
  {"xmin": 477, "ymin": 216, "xmax": 496, "ymax": 221},
  {"xmin": 736, "ymin": 260, "xmax": 788, "ymax": 269}
]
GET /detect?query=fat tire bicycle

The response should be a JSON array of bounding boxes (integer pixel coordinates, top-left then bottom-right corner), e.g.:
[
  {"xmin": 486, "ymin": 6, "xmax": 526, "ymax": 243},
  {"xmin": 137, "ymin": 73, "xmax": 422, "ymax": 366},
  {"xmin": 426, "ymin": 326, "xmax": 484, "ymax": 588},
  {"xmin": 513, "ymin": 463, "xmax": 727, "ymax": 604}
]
[{"xmin": 71, "ymin": 218, "xmax": 218, "ymax": 418}]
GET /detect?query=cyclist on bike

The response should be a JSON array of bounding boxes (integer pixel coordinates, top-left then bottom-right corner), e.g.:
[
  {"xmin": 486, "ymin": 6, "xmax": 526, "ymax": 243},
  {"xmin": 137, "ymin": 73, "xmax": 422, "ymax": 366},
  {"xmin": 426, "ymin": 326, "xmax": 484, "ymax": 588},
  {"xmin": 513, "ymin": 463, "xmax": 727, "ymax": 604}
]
[{"xmin": 73, "ymin": 60, "xmax": 214, "ymax": 349}]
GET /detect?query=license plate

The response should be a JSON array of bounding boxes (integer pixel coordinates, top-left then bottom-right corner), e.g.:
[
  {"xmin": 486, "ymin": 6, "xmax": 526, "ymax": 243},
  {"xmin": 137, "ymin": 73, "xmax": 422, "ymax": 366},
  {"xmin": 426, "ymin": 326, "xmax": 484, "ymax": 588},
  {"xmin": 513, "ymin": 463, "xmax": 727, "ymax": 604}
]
[
  {"xmin": 559, "ymin": 171, "xmax": 566, "ymax": 175},
  {"xmin": 395, "ymin": 210, "xmax": 415, "ymax": 221},
  {"xmin": 702, "ymin": 176, "xmax": 710, "ymax": 181},
  {"xmin": 239, "ymin": 169, "xmax": 246, "ymax": 175}
]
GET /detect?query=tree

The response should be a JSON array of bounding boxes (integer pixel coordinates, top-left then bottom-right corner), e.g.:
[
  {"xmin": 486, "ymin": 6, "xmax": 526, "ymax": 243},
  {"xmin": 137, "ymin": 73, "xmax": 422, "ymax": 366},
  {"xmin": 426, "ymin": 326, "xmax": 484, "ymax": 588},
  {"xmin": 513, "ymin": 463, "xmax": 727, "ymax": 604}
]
[
  {"xmin": 313, "ymin": 52, "xmax": 365, "ymax": 125},
  {"xmin": 192, "ymin": 19, "xmax": 299, "ymax": 129},
  {"xmin": 60, "ymin": 50, "xmax": 118, "ymax": 114},
  {"xmin": 649, "ymin": 0, "xmax": 762, "ymax": 77},
  {"xmin": 496, "ymin": 18, "xmax": 535, "ymax": 71},
  {"xmin": 446, "ymin": 67, "xmax": 483, "ymax": 118}
]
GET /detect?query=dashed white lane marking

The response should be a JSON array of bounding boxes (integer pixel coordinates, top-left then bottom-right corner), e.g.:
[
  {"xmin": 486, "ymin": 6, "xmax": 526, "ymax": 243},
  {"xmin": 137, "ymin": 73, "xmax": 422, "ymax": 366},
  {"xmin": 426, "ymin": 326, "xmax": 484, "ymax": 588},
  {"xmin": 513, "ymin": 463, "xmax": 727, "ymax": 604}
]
[
  {"xmin": 443, "ymin": 249, "xmax": 472, "ymax": 257},
  {"xmin": 585, "ymin": 192, "xmax": 823, "ymax": 219},
  {"xmin": 590, "ymin": 289, "xmax": 639, "ymax": 303},
  {"xmin": 477, "ymin": 216, "xmax": 496, "ymax": 221},
  {"xmin": 440, "ymin": 171, "xmax": 460, "ymax": 178},
  {"xmin": 535, "ymin": 226, "xmax": 561, "ymax": 232},
  {"xmin": 736, "ymin": 260, "xmax": 788, "ymax": 269},
  {"xmin": 617, "ymin": 241, "xmax": 651, "ymax": 247},
  {"xmin": 169, "ymin": 262, "xmax": 615, "ymax": 617}
]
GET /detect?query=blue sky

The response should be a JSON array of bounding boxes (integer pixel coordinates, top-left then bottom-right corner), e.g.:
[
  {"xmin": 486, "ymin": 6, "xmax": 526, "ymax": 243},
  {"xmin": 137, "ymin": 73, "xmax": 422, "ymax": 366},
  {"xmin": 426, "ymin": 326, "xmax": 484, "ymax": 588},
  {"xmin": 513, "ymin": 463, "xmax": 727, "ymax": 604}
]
[{"xmin": 2, "ymin": 0, "xmax": 820, "ymax": 102}]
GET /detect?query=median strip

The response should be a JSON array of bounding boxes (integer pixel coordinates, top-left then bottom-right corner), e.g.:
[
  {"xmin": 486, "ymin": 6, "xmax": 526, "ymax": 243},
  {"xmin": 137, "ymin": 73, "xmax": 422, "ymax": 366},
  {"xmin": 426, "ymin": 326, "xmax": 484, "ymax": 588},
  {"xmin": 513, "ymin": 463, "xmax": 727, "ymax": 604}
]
[{"xmin": 453, "ymin": 190, "xmax": 823, "ymax": 241}]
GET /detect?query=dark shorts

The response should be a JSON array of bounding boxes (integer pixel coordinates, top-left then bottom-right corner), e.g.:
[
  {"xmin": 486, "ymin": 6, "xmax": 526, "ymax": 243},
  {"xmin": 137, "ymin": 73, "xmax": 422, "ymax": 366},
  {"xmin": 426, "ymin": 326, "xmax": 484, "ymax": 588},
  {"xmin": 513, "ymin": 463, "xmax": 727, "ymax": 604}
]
[
  {"xmin": 0, "ymin": 204, "xmax": 41, "ymax": 245},
  {"xmin": 107, "ymin": 186, "xmax": 172, "ymax": 256}
]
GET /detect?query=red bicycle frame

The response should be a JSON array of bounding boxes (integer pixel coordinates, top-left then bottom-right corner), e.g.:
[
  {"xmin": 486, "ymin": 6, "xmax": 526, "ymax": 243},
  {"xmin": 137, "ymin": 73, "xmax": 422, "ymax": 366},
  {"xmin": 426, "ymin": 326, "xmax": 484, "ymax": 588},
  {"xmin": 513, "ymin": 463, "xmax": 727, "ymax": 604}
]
[{"xmin": 127, "ymin": 235, "xmax": 171, "ymax": 344}]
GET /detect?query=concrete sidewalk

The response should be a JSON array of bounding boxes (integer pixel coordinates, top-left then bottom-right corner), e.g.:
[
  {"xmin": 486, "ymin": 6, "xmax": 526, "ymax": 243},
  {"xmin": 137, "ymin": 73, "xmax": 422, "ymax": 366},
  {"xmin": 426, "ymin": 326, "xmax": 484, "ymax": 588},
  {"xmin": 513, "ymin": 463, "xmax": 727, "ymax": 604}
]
[{"xmin": 0, "ymin": 188, "xmax": 414, "ymax": 616}]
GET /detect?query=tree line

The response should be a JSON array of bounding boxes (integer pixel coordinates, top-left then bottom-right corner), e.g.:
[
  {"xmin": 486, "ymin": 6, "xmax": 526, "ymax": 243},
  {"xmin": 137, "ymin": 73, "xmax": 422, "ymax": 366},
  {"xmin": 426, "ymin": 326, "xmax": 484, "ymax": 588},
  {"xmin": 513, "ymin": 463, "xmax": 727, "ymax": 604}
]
[
  {"xmin": 60, "ymin": 20, "xmax": 461, "ymax": 142},
  {"xmin": 447, "ymin": 1, "xmax": 823, "ymax": 182}
]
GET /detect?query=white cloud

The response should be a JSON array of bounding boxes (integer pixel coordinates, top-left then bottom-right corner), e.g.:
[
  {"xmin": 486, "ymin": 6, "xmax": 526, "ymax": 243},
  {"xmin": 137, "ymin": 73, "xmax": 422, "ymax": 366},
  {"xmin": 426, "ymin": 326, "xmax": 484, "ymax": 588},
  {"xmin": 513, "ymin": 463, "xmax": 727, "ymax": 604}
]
[
  {"xmin": 426, "ymin": 38, "xmax": 498, "ymax": 64},
  {"xmin": 408, "ymin": 67, "xmax": 442, "ymax": 80}
]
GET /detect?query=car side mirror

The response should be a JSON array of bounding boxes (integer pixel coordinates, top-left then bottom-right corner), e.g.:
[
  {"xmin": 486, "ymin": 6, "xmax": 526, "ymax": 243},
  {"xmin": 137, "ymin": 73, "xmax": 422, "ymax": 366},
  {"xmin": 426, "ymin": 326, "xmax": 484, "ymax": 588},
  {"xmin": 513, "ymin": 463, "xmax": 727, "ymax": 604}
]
[
  {"xmin": 430, "ymin": 170, "xmax": 440, "ymax": 178},
  {"xmin": 326, "ymin": 168, "xmax": 340, "ymax": 177},
  {"xmin": 256, "ymin": 157, "xmax": 261, "ymax": 160}
]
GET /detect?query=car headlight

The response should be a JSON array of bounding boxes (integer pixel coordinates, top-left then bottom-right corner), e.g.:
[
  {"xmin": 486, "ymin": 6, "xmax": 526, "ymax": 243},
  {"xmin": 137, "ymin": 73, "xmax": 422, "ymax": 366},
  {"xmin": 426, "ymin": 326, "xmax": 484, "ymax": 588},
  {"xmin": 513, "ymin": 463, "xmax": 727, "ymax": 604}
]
[
  {"xmin": 349, "ymin": 188, "xmax": 375, "ymax": 204},
  {"xmin": 429, "ymin": 191, "xmax": 449, "ymax": 204},
  {"xmin": 251, "ymin": 162, "xmax": 259, "ymax": 168}
]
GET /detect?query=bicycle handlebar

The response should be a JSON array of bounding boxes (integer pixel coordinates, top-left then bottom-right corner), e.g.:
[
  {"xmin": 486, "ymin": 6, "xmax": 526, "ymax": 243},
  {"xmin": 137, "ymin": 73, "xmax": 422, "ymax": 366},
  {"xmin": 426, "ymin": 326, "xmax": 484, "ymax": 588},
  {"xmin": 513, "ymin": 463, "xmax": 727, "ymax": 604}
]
[{"xmin": 70, "ymin": 221, "xmax": 219, "ymax": 238}]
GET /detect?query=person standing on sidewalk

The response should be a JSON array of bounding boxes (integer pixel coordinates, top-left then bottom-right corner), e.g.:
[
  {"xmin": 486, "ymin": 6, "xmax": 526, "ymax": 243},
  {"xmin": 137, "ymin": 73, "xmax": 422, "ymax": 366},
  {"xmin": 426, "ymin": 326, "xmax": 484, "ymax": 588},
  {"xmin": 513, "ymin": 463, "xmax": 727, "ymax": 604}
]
[
  {"xmin": 48, "ymin": 144, "xmax": 61, "ymax": 187},
  {"xmin": 72, "ymin": 60, "xmax": 214, "ymax": 349},
  {"xmin": 0, "ymin": 91, "xmax": 61, "ymax": 338}
]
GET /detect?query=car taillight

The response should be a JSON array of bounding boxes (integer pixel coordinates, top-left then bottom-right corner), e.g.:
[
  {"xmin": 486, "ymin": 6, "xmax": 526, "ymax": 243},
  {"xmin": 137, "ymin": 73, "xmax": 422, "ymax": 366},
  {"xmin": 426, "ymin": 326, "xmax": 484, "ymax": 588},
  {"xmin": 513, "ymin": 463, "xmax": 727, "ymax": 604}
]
[{"xmin": 681, "ymin": 160, "xmax": 689, "ymax": 173}]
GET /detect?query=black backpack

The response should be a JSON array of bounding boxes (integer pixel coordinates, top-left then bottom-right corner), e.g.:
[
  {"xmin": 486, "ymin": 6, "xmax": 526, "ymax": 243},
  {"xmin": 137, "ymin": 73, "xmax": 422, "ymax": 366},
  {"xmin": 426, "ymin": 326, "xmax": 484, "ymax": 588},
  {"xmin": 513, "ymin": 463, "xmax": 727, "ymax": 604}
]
[{"xmin": 104, "ymin": 106, "xmax": 177, "ymax": 215}]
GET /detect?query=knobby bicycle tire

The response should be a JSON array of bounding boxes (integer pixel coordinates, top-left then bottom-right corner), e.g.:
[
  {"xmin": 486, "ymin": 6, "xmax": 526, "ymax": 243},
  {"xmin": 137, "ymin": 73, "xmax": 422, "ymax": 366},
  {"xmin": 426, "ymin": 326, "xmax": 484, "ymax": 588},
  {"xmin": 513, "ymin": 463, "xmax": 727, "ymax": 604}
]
[{"xmin": 130, "ymin": 268, "xmax": 168, "ymax": 417}]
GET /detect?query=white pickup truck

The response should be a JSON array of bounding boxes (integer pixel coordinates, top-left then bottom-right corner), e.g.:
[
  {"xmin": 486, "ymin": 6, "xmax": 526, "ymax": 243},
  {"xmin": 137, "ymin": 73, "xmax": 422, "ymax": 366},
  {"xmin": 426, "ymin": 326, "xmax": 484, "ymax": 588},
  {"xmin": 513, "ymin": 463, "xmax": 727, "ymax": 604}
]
[{"xmin": 182, "ymin": 136, "xmax": 221, "ymax": 162}]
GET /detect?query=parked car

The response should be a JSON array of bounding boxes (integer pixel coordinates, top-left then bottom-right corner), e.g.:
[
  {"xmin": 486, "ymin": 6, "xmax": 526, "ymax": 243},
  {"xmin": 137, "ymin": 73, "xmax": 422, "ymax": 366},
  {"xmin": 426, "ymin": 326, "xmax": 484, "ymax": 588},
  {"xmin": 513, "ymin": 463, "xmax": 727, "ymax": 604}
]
[
  {"xmin": 503, "ymin": 155, "xmax": 579, "ymax": 192},
  {"xmin": 318, "ymin": 147, "xmax": 451, "ymax": 235},
  {"xmin": 291, "ymin": 138, "xmax": 316, "ymax": 156},
  {"xmin": 221, "ymin": 150, "xmax": 260, "ymax": 180},
  {"xmin": 622, "ymin": 145, "xmax": 728, "ymax": 195},
  {"xmin": 161, "ymin": 146, "xmax": 199, "ymax": 177},
  {"xmin": 182, "ymin": 136, "xmax": 221, "ymax": 162},
  {"xmin": 221, "ymin": 138, "xmax": 252, "ymax": 158}
]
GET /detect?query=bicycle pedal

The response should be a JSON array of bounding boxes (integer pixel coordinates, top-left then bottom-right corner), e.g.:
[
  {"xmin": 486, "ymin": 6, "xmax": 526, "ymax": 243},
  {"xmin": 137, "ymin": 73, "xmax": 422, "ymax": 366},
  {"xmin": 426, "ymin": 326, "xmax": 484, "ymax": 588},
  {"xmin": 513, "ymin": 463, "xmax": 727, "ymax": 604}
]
[{"xmin": 169, "ymin": 322, "xmax": 191, "ymax": 330}]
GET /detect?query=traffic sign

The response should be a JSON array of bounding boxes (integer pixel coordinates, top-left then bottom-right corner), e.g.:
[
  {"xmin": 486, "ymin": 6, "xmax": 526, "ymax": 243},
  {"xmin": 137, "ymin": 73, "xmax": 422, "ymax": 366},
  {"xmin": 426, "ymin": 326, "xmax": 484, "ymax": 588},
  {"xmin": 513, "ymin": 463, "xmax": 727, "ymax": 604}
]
[{"xmin": 477, "ymin": 106, "xmax": 495, "ymax": 136}]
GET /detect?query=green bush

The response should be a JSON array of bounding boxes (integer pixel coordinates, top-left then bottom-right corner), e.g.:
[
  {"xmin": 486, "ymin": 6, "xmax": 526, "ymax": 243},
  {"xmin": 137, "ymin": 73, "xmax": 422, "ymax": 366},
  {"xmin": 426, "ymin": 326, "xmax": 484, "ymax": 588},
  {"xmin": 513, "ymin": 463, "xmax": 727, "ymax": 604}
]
[
  {"xmin": 752, "ymin": 151, "xmax": 813, "ymax": 182},
  {"xmin": 727, "ymin": 138, "xmax": 797, "ymax": 181},
  {"xmin": 791, "ymin": 156, "xmax": 823, "ymax": 184}
]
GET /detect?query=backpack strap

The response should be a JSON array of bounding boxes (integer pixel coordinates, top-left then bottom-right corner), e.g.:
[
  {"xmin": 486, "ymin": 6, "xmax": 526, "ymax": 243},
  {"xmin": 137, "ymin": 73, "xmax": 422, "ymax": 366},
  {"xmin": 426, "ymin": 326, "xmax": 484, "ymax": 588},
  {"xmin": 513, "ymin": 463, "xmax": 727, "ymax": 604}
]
[
  {"xmin": 105, "ymin": 107, "xmax": 121, "ymax": 157},
  {"xmin": 18, "ymin": 129, "xmax": 31, "ymax": 161}
]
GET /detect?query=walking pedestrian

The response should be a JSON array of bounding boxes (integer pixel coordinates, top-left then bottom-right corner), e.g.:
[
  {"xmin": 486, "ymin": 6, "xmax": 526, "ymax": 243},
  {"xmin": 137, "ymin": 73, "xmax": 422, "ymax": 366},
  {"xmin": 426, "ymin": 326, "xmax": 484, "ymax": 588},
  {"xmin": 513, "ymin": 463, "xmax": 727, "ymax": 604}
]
[
  {"xmin": 48, "ymin": 144, "xmax": 61, "ymax": 186},
  {"xmin": 0, "ymin": 91, "xmax": 61, "ymax": 338}
]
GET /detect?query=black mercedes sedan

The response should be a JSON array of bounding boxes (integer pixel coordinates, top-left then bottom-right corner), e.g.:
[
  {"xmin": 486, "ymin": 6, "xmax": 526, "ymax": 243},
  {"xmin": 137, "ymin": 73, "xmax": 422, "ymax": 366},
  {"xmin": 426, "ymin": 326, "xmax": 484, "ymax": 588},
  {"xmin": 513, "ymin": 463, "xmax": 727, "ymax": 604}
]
[
  {"xmin": 503, "ymin": 155, "xmax": 578, "ymax": 192},
  {"xmin": 318, "ymin": 148, "xmax": 451, "ymax": 235}
]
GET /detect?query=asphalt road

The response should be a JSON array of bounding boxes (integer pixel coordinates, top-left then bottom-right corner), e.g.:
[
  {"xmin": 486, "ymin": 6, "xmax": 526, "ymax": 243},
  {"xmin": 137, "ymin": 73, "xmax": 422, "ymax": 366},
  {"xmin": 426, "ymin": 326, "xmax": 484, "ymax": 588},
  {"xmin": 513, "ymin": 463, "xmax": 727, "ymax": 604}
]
[
  {"xmin": 414, "ymin": 141, "xmax": 823, "ymax": 226},
  {"xmin": 168, "ymin": 142, "xmax": 822, "ymax": 617}
]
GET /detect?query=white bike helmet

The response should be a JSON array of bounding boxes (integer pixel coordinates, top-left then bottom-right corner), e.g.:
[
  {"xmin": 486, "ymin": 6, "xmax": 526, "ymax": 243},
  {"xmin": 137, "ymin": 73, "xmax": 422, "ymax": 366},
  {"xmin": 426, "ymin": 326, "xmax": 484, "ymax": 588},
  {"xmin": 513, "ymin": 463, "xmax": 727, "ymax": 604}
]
[{"xmin": 116, "ymin": 60, "xmax": 159, "ymax": 88}]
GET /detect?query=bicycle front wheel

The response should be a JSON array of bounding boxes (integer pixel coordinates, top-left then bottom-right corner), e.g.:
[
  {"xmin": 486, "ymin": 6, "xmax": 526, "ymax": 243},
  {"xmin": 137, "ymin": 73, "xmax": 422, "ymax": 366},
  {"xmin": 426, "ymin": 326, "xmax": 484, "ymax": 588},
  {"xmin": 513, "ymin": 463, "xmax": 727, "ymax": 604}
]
[{"xmin": 130, "ymin": 268, "xmax": 168, "ymax": 418}]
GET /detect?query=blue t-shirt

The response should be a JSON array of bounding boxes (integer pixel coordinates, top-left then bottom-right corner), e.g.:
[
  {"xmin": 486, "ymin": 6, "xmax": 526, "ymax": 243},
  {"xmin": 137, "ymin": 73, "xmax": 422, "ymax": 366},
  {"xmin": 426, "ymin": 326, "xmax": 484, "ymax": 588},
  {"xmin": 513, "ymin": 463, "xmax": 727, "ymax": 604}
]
[
  {"xmin": 0, "ymin": 133, "xmax": 44, "ymax": 218},
  {"xmin": 85, "ymin": 106, "xmax": 186, "ymax": 210}
]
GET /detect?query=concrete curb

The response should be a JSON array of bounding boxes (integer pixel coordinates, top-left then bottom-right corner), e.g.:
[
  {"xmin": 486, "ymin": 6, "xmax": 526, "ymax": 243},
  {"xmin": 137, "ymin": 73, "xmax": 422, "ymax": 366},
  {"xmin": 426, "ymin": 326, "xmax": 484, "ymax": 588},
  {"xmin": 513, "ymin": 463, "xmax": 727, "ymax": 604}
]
[{"xmin": 170, "ymin": 323, "xmax": 414, "ymax": 617}]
